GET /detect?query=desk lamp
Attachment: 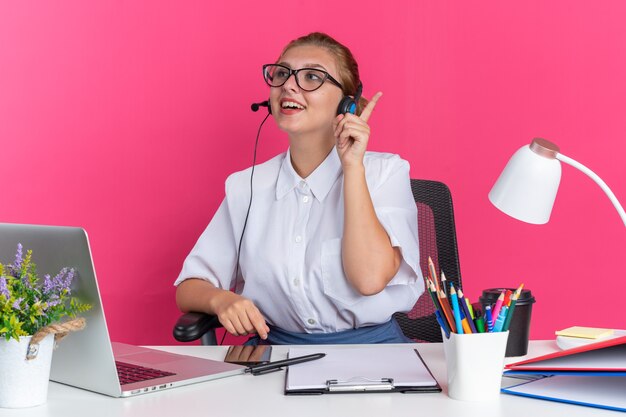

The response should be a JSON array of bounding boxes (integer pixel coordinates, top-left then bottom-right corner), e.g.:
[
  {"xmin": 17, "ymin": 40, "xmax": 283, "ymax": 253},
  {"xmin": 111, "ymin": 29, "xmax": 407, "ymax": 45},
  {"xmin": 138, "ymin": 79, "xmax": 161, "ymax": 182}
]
[{"xmin": 489, "ymin": 138, "xmax": 626, "ymax": 226}]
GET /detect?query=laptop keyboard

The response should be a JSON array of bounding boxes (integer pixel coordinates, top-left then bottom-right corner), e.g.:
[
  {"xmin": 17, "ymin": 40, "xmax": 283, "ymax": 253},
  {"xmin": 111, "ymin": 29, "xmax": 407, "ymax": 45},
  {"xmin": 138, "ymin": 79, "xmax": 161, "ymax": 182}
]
[{"xmin": 116, "ymin": 361, "xmax": 176, "ymax": 385}]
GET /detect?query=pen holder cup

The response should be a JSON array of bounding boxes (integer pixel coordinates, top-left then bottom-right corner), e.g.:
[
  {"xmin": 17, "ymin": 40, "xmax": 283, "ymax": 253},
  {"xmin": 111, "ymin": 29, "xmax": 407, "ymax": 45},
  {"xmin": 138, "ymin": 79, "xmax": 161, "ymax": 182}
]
[
  {"xmin": 479, "ymin": 288, "xmax": 535, "ymax": 357},
  {"xmin": 442, "ymin": 330, "xmax": 508, "ymax": 402}
]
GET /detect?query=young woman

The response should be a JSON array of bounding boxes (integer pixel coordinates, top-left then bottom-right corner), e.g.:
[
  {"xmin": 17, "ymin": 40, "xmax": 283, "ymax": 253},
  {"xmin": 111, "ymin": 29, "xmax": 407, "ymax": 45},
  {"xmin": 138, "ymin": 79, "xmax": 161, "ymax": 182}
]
[{"xmin": 175, "ymin": 32, "xmax": 423, "ymax": 344}]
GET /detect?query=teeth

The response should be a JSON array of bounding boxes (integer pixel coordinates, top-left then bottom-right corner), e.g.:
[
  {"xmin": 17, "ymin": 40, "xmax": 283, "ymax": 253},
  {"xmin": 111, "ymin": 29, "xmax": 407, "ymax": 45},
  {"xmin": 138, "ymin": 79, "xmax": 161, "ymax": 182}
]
[{"xmin": 281, "ymin": 101, "xmax": 304, "ymax": 110}]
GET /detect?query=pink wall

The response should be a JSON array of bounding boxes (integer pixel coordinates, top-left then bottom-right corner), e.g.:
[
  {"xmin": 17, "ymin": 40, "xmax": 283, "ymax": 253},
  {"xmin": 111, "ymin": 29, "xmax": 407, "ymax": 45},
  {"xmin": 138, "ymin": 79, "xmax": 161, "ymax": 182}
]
[{"xmin": 1, "ymin": 1, "xmax": 624, "ymax": 345}]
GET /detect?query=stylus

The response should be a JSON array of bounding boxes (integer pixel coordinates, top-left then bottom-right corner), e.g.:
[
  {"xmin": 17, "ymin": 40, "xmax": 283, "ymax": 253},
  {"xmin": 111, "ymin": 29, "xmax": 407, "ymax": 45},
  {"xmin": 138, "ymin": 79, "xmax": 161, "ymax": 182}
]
[{"xmin": 246, "ymin": 353, "xmax": 326, "ymax": 376}]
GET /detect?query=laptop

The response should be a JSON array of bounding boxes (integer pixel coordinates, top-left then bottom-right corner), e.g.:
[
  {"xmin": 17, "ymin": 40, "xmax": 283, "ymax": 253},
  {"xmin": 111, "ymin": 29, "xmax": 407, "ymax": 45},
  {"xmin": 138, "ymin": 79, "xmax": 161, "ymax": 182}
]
[{"xmin": 0, "ymin": 223, "xmax": 245, "ymax": 397}]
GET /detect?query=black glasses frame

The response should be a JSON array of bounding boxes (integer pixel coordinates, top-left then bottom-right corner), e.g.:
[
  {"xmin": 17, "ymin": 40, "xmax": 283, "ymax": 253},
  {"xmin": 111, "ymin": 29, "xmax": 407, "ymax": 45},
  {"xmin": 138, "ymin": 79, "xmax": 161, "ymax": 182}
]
[{"xmin": 262, "ymin": 64, "xmax": 344, "ymax": 92}]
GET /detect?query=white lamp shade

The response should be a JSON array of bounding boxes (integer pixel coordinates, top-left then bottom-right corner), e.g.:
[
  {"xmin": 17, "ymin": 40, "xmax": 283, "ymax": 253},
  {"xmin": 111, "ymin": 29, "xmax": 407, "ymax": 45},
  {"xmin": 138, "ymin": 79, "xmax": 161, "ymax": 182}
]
[{"xmin": 489, "ymin": 145, "xmax": 562, "ymax": 224}]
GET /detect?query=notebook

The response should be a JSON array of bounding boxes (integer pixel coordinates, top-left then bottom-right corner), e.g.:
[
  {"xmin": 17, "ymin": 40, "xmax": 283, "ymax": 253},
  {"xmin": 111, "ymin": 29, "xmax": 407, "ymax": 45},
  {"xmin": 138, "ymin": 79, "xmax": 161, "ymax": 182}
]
[
  {"xmin": 0, "ymin": 223, "xmax": 245, "ymax": 397},
  {"xmin": 284, "ymin": 346, "xmax": 441, "ymax": 394}
]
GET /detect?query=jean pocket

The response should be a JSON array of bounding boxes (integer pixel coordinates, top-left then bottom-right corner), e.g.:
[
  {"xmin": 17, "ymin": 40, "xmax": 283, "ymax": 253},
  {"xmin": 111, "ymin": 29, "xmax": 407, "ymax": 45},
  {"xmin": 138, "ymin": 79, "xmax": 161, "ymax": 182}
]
[{"xmin": 321, "ymin": 238, "xmax": 362, "ymax": 306}]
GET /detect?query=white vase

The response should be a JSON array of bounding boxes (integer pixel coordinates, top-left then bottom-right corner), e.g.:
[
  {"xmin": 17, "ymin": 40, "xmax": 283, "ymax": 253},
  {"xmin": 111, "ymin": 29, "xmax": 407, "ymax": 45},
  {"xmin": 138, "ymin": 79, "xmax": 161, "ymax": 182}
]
[{"xmin": 0, "ymin": 333, "xmax": 55, "ymax": 408}]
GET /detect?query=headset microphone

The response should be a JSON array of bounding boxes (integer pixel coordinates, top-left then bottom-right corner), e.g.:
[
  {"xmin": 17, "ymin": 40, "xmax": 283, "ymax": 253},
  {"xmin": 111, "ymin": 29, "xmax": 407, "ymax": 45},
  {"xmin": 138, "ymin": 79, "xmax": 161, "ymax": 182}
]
[{"xmin": 251, "ymin": 100, "xmax": 271, "ymax": 114}]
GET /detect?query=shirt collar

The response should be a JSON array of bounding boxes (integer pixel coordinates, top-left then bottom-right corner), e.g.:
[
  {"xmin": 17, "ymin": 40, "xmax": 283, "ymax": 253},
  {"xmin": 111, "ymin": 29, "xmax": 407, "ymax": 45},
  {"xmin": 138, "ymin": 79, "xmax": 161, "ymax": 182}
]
[{"xmin": 276, "ymin": 147, "xmax": 342, "ymax": 202}]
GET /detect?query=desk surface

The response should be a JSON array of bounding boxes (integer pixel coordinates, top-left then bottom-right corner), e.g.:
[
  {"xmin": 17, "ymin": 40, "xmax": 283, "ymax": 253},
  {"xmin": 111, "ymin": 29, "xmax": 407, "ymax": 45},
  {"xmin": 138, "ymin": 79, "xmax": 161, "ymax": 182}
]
[{"xmin": 2, "ymin": 341, "xmax": 617, "ymax": 417}]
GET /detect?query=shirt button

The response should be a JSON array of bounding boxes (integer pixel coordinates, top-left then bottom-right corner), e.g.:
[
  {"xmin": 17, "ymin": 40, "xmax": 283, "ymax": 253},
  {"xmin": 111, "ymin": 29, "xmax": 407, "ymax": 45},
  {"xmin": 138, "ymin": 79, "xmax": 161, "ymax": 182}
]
[
  {"xmin": 293, "ymin": 278, "xmax": 300, "ymax": 286},
  {"xmin": 307, "ymin": 319, "xmax": 316, "ymax": 325},
  {"xmin": 295, "ymin": 235, "xmax": 302, "ymax": 243},
  {"xmin": 302, "ymin": 196, "xmax": 309, "ymax": 203}
]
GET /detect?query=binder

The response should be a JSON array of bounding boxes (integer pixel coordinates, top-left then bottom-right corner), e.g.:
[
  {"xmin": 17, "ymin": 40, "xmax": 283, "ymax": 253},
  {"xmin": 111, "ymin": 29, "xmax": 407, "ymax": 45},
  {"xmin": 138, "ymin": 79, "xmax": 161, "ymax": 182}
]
[
  {"xmin": 501, "ymin": 335, "xmax": 626, "ymax": 411},
  {"xmin": 284, "ymin": 346, "xmax": 441, "ymax": 394},
  {"xmin": 505, "ymin": 335, "xmax": 626, "ymax": 372},
  {"xmin": 501, "ymin": 374, "xmax": 626, "ymax": 412}
]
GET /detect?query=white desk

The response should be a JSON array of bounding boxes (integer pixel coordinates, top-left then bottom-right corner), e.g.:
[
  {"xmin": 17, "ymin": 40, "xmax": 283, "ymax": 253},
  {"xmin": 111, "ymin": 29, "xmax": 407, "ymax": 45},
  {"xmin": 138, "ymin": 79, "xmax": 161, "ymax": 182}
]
[{"xmin": 2, "ymin": 341, "xmax": 617, "ymax": 417}]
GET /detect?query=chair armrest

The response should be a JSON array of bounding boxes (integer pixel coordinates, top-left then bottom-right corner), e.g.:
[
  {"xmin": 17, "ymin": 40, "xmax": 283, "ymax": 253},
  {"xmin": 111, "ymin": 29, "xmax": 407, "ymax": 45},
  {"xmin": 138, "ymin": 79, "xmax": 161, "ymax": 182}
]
[{"xmin": 173, "ymin": 312, "xmax": 222, "ymax": 342}]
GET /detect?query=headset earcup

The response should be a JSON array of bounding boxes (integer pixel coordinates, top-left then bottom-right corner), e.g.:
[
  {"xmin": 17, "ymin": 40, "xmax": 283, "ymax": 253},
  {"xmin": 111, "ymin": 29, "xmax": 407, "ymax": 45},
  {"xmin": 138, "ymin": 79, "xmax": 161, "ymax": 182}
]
[
  {"xmin": 267, "ymin": 98, "xmax": 272, "ymax": 115},
  {"xmin": 337, "ymin": 96, "xmax": 357, "ymax": 115}
]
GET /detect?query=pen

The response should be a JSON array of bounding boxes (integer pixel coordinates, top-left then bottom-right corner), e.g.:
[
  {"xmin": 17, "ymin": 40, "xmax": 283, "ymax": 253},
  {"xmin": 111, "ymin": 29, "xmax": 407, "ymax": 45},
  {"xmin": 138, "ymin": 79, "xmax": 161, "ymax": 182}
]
[
  {"xmin": 246, "ymin": 353, "xmax": 326, "ymax": 375},
  {"xmin": 485, "ymin": 305, "xmax": 494, "ymax": 332},
  {"xmin": 475, "ymin": 316, "xmax": 486, "ymax": 333}
]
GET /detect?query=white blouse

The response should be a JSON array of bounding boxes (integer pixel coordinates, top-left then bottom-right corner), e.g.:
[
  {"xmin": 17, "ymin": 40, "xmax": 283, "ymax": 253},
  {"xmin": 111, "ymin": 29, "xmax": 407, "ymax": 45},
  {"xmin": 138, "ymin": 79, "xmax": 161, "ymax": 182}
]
[{"xmin": 175, "ymin": 147, "xmax": 424, "ymax": 333}]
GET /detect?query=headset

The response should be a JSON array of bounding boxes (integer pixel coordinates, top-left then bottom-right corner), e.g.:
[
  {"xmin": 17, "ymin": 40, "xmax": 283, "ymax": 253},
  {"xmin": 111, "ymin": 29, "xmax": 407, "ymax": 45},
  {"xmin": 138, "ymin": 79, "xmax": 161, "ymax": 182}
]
[{"xmin": 251, "ymin": 81, "xmax": 364, "ymax": 116}]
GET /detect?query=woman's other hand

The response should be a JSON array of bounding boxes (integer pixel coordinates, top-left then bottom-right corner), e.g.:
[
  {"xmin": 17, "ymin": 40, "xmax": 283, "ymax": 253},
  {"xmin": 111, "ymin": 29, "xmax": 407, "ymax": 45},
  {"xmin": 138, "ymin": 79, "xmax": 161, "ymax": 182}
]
[
  {"xmin": 212, "ymin": 292, "xmax": 270, "ymax": 339},
  {"xmin": 176, "ymin": 278, "xmax": 269, "ymax": 340}
]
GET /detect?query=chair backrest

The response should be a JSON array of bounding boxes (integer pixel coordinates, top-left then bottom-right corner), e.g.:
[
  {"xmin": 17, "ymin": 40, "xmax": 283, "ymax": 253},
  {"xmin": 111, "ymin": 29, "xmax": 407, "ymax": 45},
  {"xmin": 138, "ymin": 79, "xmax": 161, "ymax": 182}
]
[{"xmin": 393, "ymin": 179, "xmax": 462, "ymax": 342}]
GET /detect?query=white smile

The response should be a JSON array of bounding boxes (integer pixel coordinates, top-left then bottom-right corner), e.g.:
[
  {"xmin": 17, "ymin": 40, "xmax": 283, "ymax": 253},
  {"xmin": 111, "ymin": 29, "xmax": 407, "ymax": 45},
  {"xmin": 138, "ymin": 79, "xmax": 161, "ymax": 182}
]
[{"xmin": 281, "ymin": 101, "xmax": 305, "ymax": 110}]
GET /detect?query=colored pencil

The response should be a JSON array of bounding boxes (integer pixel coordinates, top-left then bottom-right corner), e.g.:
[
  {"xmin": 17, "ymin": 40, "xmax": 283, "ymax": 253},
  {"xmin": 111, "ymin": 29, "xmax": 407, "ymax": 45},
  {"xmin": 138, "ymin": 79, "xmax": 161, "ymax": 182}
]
[
  {"xmin": 465, "ymin": 297, "xmax": 475, "ymax": 320},
  {"xmin": 493, "ymin": 305, "xmax": 509, "ymax": 332},
  {"xmin": 436, "ymin": 286, "xmax": 457, "ymax": 333},
  {"xmin": 435, "ymin": 310, "xmax": 451, "ymax": 338},
  {"xmin": 433, "ymin": 284, "xmax": 457, "ymax": 333},
  {"xmin": 503, "ymin": 283, "xmax": 524, "ymax": 331},
  {"xmin": 457, "ymin": 288, "xmax": 478, "ymax": 333},
  {"xmin": 503, "ymin": 289, "xmax": 513, "ymax": 307},
  {"xmin": 426, "ymin": 279, "xmax": 447, "ymax": 326},
  {"xmin": 491, "ymin": 291, "xmax": 506, "ymax": 322},
  {"xmin": 428, "ymin": 256, "xmax": 440, "ymax": 294},
  {"xmin": 449, "ymin": 284, "xmax": 464, "ymax": 334},
  {"xmin": 460, "ymin": 309, "xmax": 473, "ymax": 334},
  {"xmin": 440, "ymin": 270, "xmax": 448, "ymax": 298}
]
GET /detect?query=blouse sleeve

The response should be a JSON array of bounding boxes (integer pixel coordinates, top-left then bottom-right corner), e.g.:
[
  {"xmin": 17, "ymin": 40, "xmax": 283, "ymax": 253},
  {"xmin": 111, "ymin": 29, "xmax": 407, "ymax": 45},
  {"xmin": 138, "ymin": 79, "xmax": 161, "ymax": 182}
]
[
  {"xmin": 369, "ymin": 156, "xmax": 423, "ymax": 286},
  {"xmin": 173, "ymin": 198, "xmax": 238, "ymax": 290}
]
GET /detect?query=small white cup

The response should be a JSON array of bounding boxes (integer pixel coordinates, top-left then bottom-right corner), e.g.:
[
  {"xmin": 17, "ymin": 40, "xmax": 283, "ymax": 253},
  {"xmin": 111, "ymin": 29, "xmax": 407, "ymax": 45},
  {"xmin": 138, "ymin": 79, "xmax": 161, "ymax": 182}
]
[{"xmin": 442, "ymin": 330, "xmax": 508, "ymax": 401}]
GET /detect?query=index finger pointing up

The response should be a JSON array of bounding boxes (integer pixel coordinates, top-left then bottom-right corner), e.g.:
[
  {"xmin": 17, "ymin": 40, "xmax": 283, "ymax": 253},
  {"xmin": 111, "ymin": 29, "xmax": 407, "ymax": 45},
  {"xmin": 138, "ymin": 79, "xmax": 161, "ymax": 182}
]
[{"xmin": 359, "ymin": 91, "xmax": 383, "ymax": 123}]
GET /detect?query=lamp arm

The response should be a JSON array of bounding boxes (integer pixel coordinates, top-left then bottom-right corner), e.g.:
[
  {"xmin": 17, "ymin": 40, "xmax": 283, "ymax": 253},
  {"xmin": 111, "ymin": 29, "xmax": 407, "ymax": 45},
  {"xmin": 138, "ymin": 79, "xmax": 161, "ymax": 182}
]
[{"xmin": 556, "ymin": 152, "xmax": 626, "ymax": 227}]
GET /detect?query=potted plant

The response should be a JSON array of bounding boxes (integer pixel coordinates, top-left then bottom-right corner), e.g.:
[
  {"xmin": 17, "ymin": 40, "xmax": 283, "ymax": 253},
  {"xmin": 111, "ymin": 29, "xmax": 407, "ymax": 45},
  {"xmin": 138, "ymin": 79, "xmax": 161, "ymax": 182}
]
[{"xmin": 0, "ymin": 244, "xmax": 91, "ymax": 408}]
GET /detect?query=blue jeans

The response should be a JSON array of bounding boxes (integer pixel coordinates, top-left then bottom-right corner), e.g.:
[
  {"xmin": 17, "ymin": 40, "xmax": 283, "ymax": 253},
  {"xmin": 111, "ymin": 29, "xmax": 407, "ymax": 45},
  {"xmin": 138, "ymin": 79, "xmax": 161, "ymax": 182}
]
[{"xmin": 245, "ymin": 318, "xmax": 411, "ymax": 345}]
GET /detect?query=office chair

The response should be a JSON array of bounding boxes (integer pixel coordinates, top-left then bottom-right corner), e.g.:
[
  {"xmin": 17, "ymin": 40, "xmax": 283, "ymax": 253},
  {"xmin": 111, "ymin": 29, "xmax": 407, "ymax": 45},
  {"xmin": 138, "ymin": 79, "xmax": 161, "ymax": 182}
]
[
  {"xmin": 173, "ymin": 179, "xmax": 462, "ymax": 345},
  {"xmin": 393, "ymin": 179, "xmax": 462, "ymax": 342}
]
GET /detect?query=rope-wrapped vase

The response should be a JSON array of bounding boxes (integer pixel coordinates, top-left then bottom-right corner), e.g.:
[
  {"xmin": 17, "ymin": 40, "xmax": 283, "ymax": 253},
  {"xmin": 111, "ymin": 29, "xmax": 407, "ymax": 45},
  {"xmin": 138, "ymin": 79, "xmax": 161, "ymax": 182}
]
[{"xmin": 26, "ymin": 317, "xmax": 86, "ymax": 360}]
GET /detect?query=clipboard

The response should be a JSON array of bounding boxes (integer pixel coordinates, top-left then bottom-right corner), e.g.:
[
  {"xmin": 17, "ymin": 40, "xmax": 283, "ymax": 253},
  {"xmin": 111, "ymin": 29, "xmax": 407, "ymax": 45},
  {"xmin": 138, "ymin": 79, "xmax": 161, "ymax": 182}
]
[{"xmin": 284, "ymin": 347, "xmax": 441, "ymax": 395}]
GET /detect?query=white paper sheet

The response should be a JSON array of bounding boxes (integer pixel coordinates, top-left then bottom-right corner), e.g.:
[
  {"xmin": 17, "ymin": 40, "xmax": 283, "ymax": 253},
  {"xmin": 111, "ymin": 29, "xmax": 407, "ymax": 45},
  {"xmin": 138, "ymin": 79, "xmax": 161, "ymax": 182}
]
[{"xmin": 286, "ymin": 346, "xmax": 437, "ymax": 390}]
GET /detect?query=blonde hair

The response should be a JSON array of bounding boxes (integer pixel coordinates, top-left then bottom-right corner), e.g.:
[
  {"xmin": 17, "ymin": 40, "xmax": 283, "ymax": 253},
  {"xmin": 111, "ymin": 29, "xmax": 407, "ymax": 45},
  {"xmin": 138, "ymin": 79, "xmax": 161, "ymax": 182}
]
[{"xmin": 279, "ymin": 32, "xmax": 368, "ymax": 115}]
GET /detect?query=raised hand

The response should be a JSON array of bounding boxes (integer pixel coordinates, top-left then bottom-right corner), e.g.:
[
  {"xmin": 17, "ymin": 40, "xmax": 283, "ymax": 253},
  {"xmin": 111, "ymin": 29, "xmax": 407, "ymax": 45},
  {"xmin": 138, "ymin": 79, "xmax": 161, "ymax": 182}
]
[{"xmin": 333, "ymin": 91, "xmax": 383, "ymax": 169}]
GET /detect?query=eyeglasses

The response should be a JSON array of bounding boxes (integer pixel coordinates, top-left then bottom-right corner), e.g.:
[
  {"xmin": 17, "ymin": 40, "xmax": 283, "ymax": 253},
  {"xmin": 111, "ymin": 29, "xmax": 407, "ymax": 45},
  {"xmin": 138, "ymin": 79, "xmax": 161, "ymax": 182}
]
[{"xmin": 262, "ymin": 64, "xmax": 344, "ymax": 92}]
